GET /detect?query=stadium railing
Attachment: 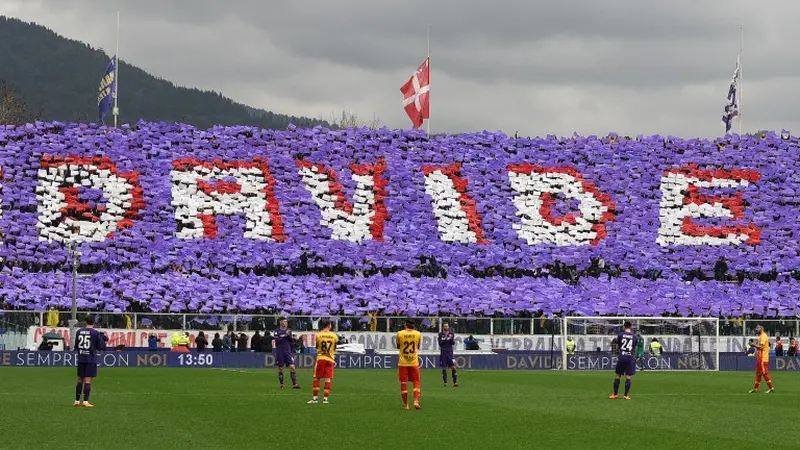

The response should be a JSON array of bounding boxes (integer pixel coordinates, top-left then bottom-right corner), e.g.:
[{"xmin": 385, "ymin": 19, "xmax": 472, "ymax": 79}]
[
  {"xmin": 2, "ymin": 309, "xmax": 797, "ymax": 345},
  {"xmin": 2, "ymin": 310, "xmax": 797, "ymax": 334},
  {"xmin": 2, "ymin": 310, "xmax": 794, "ymax": 335},
  {"xmin": 3, "ymin": 309, "xmax": 797, "ymax": 357},
  {"xmin": 3, "ymin": 310, "xmax": 555, "ymax": 334}
]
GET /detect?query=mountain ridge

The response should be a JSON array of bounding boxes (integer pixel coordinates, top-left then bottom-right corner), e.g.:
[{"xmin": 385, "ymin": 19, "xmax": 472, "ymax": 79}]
[{"xmin": 0, "ymin": 16, "xmax": 326, "ymax": 130}]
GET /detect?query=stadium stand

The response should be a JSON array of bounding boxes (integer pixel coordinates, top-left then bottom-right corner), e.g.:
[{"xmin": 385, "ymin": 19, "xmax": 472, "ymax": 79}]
[{"xmin": 0, "ymin": 122, "xmax": 798, "ymax": 318}]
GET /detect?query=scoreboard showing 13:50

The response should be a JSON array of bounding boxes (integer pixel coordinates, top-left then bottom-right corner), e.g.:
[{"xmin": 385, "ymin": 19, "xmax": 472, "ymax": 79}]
[{"xmin": 176, "ymin": 354, "xmax": 217, "ymax": 367}]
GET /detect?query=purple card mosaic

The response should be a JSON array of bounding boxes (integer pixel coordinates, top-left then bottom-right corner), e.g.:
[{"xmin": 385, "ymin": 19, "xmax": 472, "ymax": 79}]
[{"xmin": 0, "ymin": 122, "xmax": 798, "ymax": 315}]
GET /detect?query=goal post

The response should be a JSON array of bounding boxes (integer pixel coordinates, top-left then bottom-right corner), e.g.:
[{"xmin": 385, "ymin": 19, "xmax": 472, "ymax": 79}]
[{"xmin": 561, "ymin": 316, "xmax": 720, "ymax": 371}]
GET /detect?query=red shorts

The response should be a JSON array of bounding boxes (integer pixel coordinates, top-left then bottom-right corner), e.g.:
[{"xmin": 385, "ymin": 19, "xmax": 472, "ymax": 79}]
[
  {"xmin": 314, "ymin": 360, "xmax": 335, "ymax": 379},
  {"xmin": 756, "ymin": 360, "xmax": 769, "ymax": 375},
  {"xmin": 398, "ymin": 366, "xmax": 420, "ymax": 383}
]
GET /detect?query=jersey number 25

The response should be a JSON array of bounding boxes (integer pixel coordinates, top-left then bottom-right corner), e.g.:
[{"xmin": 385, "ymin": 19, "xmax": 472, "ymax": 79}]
[{"xmin": 77, "ymin": 334, "xmax": 91, "ymax": 350}]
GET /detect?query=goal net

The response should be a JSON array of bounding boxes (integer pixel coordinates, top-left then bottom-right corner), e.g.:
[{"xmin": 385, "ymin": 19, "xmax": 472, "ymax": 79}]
[{"xmin": 562, "ymin": 316, "xmax": 720, "ymax": 371}]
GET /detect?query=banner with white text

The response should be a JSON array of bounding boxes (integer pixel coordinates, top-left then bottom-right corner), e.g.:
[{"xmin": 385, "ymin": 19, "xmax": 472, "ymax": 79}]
[{"xmin": 26, "ymin": 326, "xmax": 756, "ymax": 353}]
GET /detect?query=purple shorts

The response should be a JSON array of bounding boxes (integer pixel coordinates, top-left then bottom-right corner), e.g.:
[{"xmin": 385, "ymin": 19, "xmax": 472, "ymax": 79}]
[
  {"xmin": 77, "ymin": 363, "xmax": 98, "ymax": 378},
  {"xmin": 439, "ymin": 354, "xmax": 455, "ymax": 368},
  {"xmin": 615, "ymin": 358, "xmax": 636, "ymax": 376},
  {"xmin": 275, "ymin": 351, "xmax": 295, "ymax": 367}
]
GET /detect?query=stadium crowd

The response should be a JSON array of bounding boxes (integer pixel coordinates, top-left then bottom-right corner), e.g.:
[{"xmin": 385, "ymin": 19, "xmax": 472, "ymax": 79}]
[{"xmin": 0, "ymin": 123, "xmax": 799, "ymax": 324}]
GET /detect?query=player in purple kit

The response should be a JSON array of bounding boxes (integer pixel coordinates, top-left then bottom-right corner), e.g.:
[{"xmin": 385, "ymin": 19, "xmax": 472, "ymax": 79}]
[
  {"xmin": 609, "ymin": 321, "xmax": 637, "ymax": 400},
  {"xmin": 73, "ymin": 315, "xmax": 106, "ymax": 408},
  {"xmin": 273, "ymin": 317, "xmax": 300, "ymax": 389},
  {"xmin": 438, "ymin": 322, "xmax": 458, "ymax": 387}
]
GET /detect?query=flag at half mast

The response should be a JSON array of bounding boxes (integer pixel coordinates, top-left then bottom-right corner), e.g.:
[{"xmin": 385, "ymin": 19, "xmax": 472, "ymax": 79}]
[
  {"xmin": 400, "ymin": 58, "xmax": 430, "ymax": 129},
  {"xmin": 98, "ymin": 56, "xmax": 117, "ymax": 122},
  {"xmin": 722, "ymin": 55, "xmax": 740, "ymax": 133}
]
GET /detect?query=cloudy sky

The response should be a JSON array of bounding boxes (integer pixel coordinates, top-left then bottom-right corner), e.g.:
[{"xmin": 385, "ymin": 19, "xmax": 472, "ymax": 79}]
[{"xmin": 1, "ymin": 0, "xmax": 791, "ymax": 137}]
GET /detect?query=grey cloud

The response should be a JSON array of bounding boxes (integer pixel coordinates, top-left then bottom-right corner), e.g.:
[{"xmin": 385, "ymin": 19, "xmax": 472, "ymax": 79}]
[
  {"xmin": 100, "ymin": 0, "xmax": 744, "ymax": 82},
  {"xmin": 249, "ymin": 1, "xmax": 739, "ymax": 71},
  {"xmin": 121, "ymin": 17, "xmax": 301, "ymax": 86},
  {"xmin": 2, "ymin": 0, "xmax": 799, "ymax": 137}
]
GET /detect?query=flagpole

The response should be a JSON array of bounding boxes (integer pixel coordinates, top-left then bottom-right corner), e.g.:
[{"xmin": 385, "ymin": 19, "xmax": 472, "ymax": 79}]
[
  {"xmin": 426, "ymin": 24, "xmax": 431, "ymax": 136},
  {"xmin": 113, "ymin": 10, "xmax": 120, "ymax": 128},
  {"xmin": 738, "ymin": 24, "xmax": 743, "ymax": 135}
]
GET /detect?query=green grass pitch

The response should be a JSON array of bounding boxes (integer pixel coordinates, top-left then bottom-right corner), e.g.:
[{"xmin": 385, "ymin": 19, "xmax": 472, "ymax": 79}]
[{"xmin": 1, "ymin": 368, "xmax": 797, "ymax": 450}]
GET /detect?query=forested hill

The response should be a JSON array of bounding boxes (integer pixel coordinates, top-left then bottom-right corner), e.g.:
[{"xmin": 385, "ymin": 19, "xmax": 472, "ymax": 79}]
[{"xmin": 0, "ymin": 16, "xmax": 325, "ymax": 129}]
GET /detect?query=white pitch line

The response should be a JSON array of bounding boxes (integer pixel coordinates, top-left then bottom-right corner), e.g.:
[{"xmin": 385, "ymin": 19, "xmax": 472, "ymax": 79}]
[
  {"xmin": 0, "ymin": 391, "xmax": 794, "ymax": 398},
  {"xmin": 212, "ymin": 368, "xmax": 256, "ymax": 374},
  {"xmin": 624, "ymin": 393, "xmax": 791, "ymax": 397},
  {"xmin": 0, "ymin": 392, "xmax": 401, "ymax": 397}
]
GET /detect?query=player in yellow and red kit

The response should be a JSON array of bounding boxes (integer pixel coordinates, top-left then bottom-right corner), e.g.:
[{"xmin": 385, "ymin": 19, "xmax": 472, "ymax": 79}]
[
  {"xmin": 308, "ymin": 319, "xmax": 339, "ymax": 404},
  {"xmin": 396, "ymin": 319, "xmax": 422, "ymax": 410},
  {"xmin": 749, "ymin": 324, "xmax": 774, "ymax": 394}
]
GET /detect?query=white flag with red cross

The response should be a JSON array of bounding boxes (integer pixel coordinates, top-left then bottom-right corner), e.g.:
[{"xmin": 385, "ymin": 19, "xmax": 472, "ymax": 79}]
[{"xmin": 400, "ymin": 58, "xmax": 430, "ymax": 129}]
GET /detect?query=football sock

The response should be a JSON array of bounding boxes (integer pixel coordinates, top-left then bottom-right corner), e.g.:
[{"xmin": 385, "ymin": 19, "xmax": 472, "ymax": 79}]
[
  {"xmin": 754, "ymin": 374, "xmax": 761, "ymax": 390},
  {"xmin": 278, "ymin": 372, "xmax": 285, "ymax": 385},
  {"xmin": 452, "ymin": 369, "xmax": 458, "ymax": 384},
  {"xmin": 624, "ymin": 379, "xmax": 631, "ymax": 396},
  {"xmin": 312, "ymin": 379, "xmax": 320, "ymax": 398},
  {"xmin": 766, "ymin": 376, "xmax": 774, "ymax": 389},
  {"xmin": 83, "ymin": 383, "xmax": 92, "ymax": 402},
  {"xmin": 75, "ymin": 382, "xmax": 83, "ymax": 401},
  {"xmin": 442, "ymin": 370, "xmax": 447, "ymax": 384},
  {"xmin": 613, "ymin": 379, "xmax": 620, "ymax": 395},
  {"xmin": 323, "ymin": 381, "xmax": 331, "ymax": 399},
  {"xmin": 412, "ymin": 381, "xmax": 421, "ymax": 401},
  {"xmin": 401, "ymin": 385, "xmax": 408, "ymax": 405},
  {"xmin": 290, "ymin": 371, "xmax": 298, "ymax": 386}
]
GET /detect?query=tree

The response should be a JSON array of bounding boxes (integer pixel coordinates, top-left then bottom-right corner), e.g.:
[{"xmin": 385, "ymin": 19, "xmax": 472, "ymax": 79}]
[
  {"xmin": 0, "ymin": 82, "xmax": 39, "ymax": 125},
  {"xmin": 74, "ymin": 111, "xmax": 91, "ymax": 123},
  {"xmin": 745, "ymin": 130, "xmax": 771, "ymax": 139},
  {"xmin": 321, "ymin": 109, "xmax": 383, "ymax": 130}
]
